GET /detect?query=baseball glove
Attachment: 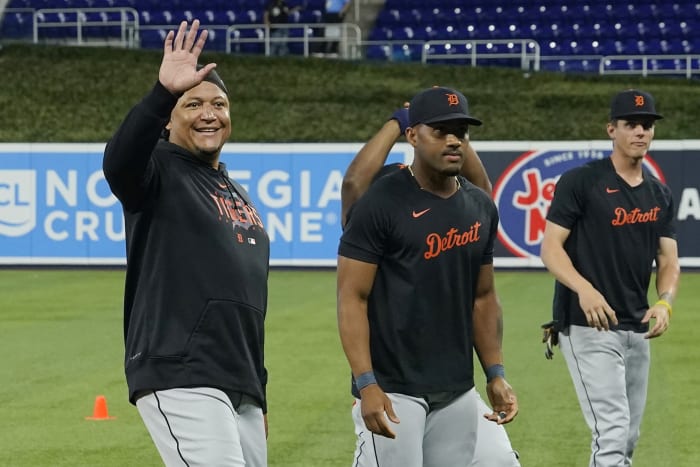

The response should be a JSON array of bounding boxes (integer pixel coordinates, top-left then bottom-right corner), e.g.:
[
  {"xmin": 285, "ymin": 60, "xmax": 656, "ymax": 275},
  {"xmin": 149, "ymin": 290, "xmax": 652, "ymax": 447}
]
[{"xmin": 541, "ymin": 320, "xmax": 559, "ymax": 360}]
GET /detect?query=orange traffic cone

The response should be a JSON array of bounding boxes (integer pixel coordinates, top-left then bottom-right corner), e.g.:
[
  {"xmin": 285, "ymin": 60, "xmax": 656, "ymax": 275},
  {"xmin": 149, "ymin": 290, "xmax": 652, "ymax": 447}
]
[{"xmin": 85, "ymin": 395, "xmax": 116, "ymax": 420}]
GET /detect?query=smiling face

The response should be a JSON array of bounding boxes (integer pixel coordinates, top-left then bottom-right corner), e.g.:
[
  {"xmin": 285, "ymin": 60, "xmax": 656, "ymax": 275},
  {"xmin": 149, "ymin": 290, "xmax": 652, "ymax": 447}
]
[{"xmin": 166, "ymin": 81, "xmax": 231, "ymax": 167}]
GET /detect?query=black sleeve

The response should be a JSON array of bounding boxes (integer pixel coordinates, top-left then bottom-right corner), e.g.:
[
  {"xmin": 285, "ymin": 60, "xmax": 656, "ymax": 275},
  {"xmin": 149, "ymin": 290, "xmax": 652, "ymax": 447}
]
[
  {"xmin": 102, "ymin": 81, "xmax": 178, "ymax": 211},
  {"xmin": 338, "ymin": 189, "xmax": 389, "ymax": 264},
  {"xmin": 482, "ymin": 199, "xmax": 499, "ymax": 265},
  {"xmin": 546, "ymin": 167, "xmax": 588, "ymax": 230}
]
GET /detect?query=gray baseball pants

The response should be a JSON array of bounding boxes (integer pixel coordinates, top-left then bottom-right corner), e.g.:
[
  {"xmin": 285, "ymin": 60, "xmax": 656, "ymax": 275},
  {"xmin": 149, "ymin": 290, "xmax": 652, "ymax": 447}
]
[
  {"xmin": 559, "ymin": 325, "xmax": 650, "ymax": 467},
  {"xmin": 350, "ymin": 389, "xmax": 479, "ymax": 467},
  {"xmin": 136, "ymin": 387, "xmax": 267, "ymax": 467}
]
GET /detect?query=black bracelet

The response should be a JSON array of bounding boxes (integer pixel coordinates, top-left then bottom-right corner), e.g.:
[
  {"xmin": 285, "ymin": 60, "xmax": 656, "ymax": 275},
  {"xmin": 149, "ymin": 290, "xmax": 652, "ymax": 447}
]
[
  {"xmin": 355, "ymin": 371, "xmax": 377, "ymax": 391},
  {"xmin": 486, "ymin": 364, "xmax": 505, "ymax": 382}
]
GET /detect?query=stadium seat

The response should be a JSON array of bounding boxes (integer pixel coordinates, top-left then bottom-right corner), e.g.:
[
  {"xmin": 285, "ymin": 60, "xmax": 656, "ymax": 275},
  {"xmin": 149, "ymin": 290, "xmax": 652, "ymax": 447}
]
[
  {"xmin": 138, "ymin": 28, "xmax": 167, "ymax": 49},
  {"xmin": 228, "ymin": 26, "xmax": 265, "ymax": 54},
  {"xmin": 0, "ymin": 11, "xmax": 34, "ymax": 39},
  {"xmin": 365, "ymin": 44, "xmax": 390, "ymax": 60},
  {"xmin": 142, "ymin": 10, "xmax": 176, "ymax": 25},
  {"xmin": 6, "ymin": 0, "xmax": 699, "ymax": 70}
]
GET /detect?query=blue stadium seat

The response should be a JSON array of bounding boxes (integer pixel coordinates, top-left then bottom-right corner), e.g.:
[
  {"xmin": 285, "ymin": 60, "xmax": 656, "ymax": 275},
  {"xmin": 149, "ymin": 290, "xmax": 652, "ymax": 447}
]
[
  {"xmin": 228, "ymin": 26, "xmax": 264, "ymax": 54},
  {"xmin": 141, "ymin": 10, "xmax": 176, "ymax": 25},
  {"xmin": 9, "ymin": 0, "xmax": 699, "ymax": 71},
  {"xmin": 376, "ymin": 9, "xmax": 401, "ymax": 26},
  {"xmin": 297, "ymin": 8, "xmax": 323, "ymax": 23},
  {"xmin": 365, "ymin": 44, "xmax": 391, "ymax": 60},
  {"xmin": 627, "ymin": 3, "xmax": 660, "ymax": 19},
  {"xmin": 542, "ymin": 58, "xmax": 599, "ymax": 73},
  {"xmin": 0, "ymin": 10, "xmax": 34, "ymax": 39},
  {"xmin": 138, "ymin": 28, "xmax": 167, "ymax": 49},
  {"xmin": 368, "ymin": 27, "xmax": 391, "ymax": 41},
  {"xmin": 200, "ymin": 26, "xmax": 227, "ymax": 50}
]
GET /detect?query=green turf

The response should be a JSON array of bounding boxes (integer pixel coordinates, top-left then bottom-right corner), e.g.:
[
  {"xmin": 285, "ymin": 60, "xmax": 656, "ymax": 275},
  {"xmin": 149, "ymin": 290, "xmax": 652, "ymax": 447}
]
[{"xmin": 0, "ymin": 269, "xmax": 697, "ymax": 466}]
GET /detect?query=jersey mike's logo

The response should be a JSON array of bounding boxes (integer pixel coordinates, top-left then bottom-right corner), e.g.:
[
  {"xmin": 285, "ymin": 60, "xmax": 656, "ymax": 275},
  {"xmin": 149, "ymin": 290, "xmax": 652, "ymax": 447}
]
[
  {"xmin": 492, "ymin": 150, "xmax": 665, "ymax": 258},
  {"xmin": 0, "ymin": 170, "xmax": 36, "ymax": 237}
]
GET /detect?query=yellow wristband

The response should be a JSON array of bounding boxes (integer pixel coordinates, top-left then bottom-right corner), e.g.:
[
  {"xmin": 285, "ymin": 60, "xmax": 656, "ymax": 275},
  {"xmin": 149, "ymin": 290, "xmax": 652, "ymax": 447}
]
[{"xmin": 655, "ymin": 299, "xmax": 673, "ymax": 316}]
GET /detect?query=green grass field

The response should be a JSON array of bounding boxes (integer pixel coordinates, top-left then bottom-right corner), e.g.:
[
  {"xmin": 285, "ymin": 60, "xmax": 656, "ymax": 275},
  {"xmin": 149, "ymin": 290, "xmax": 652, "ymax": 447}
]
[{"xmin": 0, "ymin": 269, "xmax": 697, "ymax": 466}]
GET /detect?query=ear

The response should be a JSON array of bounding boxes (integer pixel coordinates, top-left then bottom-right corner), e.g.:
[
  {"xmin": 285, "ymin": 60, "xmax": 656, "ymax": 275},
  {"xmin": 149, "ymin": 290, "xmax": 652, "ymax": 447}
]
[
  {"xmin": 405, "ymin": 126, "xmax": 418, "ymax": 147},
  {"xmin": 606, "ymin": 122, "xmax": 615, "ymax": 139}
]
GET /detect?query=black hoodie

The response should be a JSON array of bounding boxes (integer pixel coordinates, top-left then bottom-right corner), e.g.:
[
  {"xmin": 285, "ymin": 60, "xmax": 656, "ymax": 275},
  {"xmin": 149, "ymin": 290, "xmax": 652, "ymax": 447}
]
[{"xmin": 103, "ymin": 81, "xmax": 270, "ymax": 411}]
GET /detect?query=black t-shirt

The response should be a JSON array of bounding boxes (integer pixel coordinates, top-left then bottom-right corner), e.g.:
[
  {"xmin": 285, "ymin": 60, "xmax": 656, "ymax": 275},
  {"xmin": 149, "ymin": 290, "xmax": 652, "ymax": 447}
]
[
  {"xmin": 338, "ymin": 167, "xmax": 499, "ymax": 397},
  {"xmin": 546, "ymin": 158, "xmax": 675, "ymax": 332}
]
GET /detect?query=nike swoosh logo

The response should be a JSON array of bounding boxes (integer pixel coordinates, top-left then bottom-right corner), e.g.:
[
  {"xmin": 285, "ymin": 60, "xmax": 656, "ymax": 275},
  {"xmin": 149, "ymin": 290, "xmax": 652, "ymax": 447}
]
[
  {"xmin": 412, "ymin": 208, "xmax": 431, "ymax": 218},
  {"xmin": 606, "ymin": 188, "xmax": 620, "ymax": 194}
]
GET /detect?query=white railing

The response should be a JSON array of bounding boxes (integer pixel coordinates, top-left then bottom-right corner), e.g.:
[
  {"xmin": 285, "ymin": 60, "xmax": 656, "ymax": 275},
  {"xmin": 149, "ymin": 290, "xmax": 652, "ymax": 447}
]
[
  {"xmin": 420, "ymin": 39, "xmax": 541, "ymax": 71},
  {"xmin": 33, "ymin": 7, "xmax": 139, "ymax": 47},
  {"xmin": 2, "ymin": 7, "xmax": 698, "ymax": 79},
  {"xmin": 599, "ymin": 54, "xmax": 700, "ymax": 78},
  {"xmin": 225, "ymin": 22, "xmax": 362, "ymax": 59},
  {"xmin": 539, "ymin": 54, "xmax": 604, "ymax": 73}
]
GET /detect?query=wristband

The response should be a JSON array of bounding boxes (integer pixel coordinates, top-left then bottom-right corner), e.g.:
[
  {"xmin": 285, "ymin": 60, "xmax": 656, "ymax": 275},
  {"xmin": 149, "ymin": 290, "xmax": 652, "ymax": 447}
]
[
  {"xmin": 655, "ymin": 299, "xmax": 673, "ymax": 316},
  {"xmin": 389, "ymin": 107, "xmax": 410, "ymax": 134},
  {"xmin": 485, "ymin": 364, "xmax": 505, "ymax": 382},
  {"xmin": 355, "ymin": 371, "xmax": 377, "ymax": 391}
]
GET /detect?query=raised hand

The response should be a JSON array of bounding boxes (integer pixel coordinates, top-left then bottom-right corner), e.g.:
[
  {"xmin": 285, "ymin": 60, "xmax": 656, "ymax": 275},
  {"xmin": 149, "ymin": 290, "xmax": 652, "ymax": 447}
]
[{"xmin": 159, "ymin": 20, "xmax": 217, "ymax": 96}]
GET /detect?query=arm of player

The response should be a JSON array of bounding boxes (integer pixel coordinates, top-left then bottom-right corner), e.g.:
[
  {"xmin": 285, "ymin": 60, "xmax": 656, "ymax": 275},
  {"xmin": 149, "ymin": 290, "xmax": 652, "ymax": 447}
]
[
  {"xmin": 460, "ymin": 143, "xmax": 492, "ymax": 195},
  {"xmin": 341, "ymin": 115, "xmax": 404, "ymax": 227},
  {"xmin": 643, "ymin": 236, "xmax": 680, "ymax": 338},
  {"xmin": 472, "ymin": 263, "xmax": 518, "ymax": 424},
  {"xmin": 158, "ymin": 20, "xmax": 216, "ymax": 96},
  {"xmin": 541, "ymin": 220, "xmax": 618, "ymax": 330},
  {"xmin": 103, "ymin": 20, "xmax": 215, "ymax": 210},
  {"xmin": 336, "ymin": 255, "xmax": 399, "ymax": 438}
]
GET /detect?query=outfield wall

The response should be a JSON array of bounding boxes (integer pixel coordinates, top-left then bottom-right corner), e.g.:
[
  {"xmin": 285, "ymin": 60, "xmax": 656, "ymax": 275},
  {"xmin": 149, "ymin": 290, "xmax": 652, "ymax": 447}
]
[{"xmin": 1, "ymin": 141, "xmax": 698, "ymax": 267}]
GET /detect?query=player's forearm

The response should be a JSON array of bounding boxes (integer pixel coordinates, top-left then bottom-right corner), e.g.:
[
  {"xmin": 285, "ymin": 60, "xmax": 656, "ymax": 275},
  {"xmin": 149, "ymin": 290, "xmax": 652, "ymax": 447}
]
[
  {"xmin": 541, "ymin": 242, "xmax": 592, "ymax": 295},
  {"xmin": 655, "ymin": 262, "xmax": 680, "ymax": 304},
  {"xmin": 337, "ymin": 302, "xmax": 373, "ymax": 376},
  {"xmin": 473, "ymin": 294, "xmax": 504, "ymax": 370},
  {"xmin": 655, "ymin": 237, "xmax": 680, "ymax": 304},
  {"xmin": 656, "ymin": 268, "xmax": 679, "ymax": 303},
  {"xmin": 337, "ymin": 257, "xmax": 377, "ymax": 376},
  {"xmin": 104, "ymin": 82, "xmax": 174, "ymax": 174}
]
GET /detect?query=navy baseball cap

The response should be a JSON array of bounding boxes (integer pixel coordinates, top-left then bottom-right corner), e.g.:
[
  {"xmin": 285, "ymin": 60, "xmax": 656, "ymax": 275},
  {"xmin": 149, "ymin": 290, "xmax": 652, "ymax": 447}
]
[
  {"xmin": 408, "ymin": 86, "xmax": 482, "ymax": 127},
  {"xmin": 609, "ymin": 89, "xmax": 663, "ymax": 120}
]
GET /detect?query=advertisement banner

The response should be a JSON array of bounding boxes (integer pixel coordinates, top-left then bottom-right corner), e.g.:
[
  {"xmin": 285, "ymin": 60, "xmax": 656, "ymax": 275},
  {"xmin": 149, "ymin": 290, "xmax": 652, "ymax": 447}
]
[{"xmin": 1, "ymin": 141, "xmax": 698, "ymax": 267}]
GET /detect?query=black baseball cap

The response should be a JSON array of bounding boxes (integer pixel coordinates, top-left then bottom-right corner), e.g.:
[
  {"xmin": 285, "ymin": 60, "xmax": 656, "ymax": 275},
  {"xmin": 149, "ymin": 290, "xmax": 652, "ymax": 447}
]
[
  {"xmin": 609, "ymin": 89, "xmax": 663, "ymax": 120},
  {"xmin": 197, "ymin": 64, "xmax": 229, "ymax": 95},
  {"xmin": 408, "ymin": 86, "xmax": 482, "ymax": 127}
]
